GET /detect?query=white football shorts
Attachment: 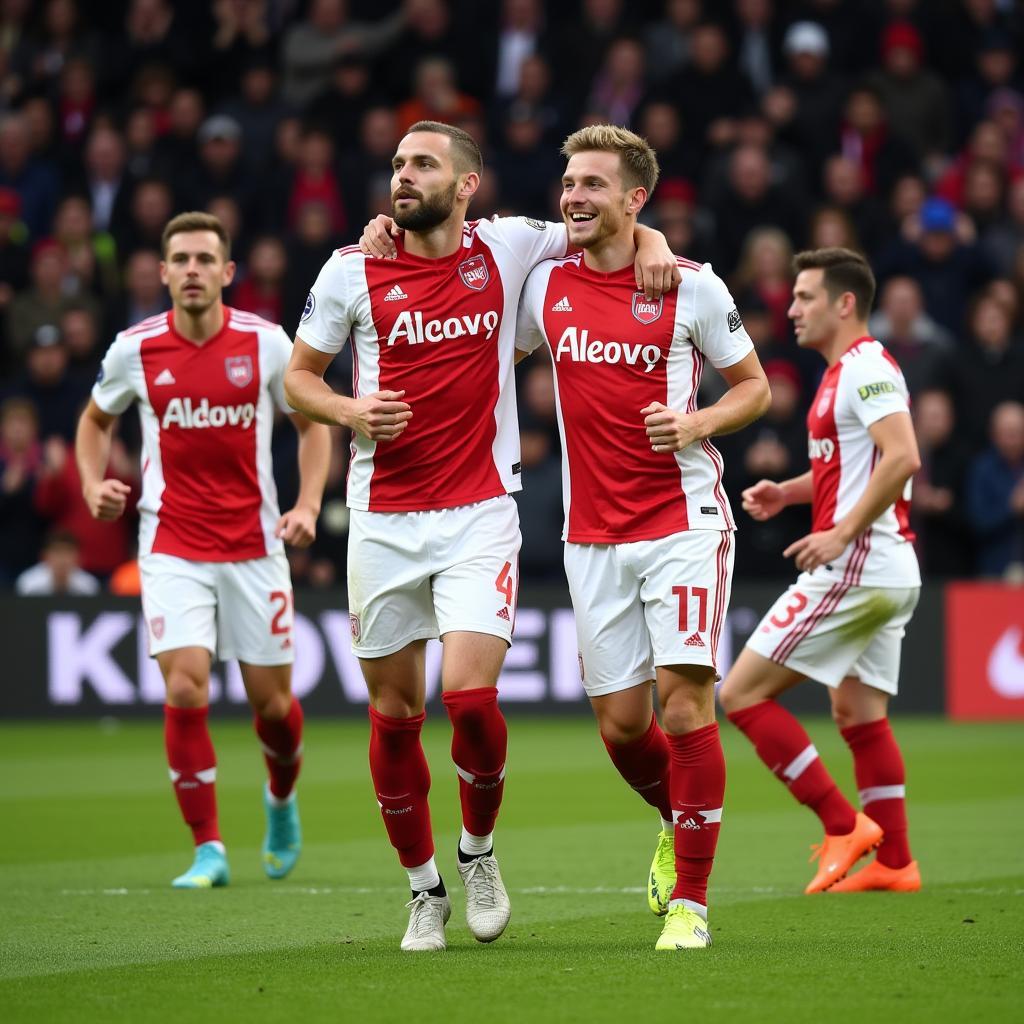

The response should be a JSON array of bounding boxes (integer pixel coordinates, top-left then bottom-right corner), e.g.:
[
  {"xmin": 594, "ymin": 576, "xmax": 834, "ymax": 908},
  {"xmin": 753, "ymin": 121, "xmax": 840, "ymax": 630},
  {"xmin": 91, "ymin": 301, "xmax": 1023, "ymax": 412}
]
[
  {"xmin": 565, "ymin": 529, "xmax": 735, "ymax": 698},
  {"xmin": 139, "ymin": 551, "xmax": 295, "ymax": 665},
  {"xmin": 744, "ymin": 572, "xmax": 920, "ymax": 694},
  {"xmin": 346, "ymin": 494, "xmax": 522, "ymax": 658}
]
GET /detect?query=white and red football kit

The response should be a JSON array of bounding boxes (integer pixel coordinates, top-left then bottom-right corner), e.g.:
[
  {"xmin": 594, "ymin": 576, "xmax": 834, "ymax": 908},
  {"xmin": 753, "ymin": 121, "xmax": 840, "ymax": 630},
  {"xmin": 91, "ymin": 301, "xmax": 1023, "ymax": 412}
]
[
  {"xmin": 299, "ymin": 216, "xmax": 568, "ymax": 655},
  {"xmin": 92, "ymin": 308, "xmax": 295, "ymax": 663},
  {"xmin": 746, "ymin": 337, "xmax": 921, "ymax": 694},
  {"xmin": 516, "ymin": 257, "xmax": 753, "ymax": 694}
]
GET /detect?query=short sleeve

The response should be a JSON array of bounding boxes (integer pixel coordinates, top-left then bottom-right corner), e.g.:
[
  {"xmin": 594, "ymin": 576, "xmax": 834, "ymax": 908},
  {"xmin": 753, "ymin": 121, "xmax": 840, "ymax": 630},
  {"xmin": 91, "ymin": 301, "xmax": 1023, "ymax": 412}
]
[
  {"xmin": 91, "ymin": 335, "xmax": 138, "ymax": 415},
  {"xmin": 264, "ymin": 326, "xmax": 294, "ymax": 412},
  {"xmin": 841, "ymin": 351, "xmax": 910, "ymax": 429},
  {"xmin": 691, "ymin": 264, "xmax": 755, "ymax": 369},
  {"xmin": 490, "ymin": 216, "xmax": 568, "ymax": 271},
  {"xmin": 295, "ymin": 252, "xmax": 357, "ymax": 355},
  {"xmin": 516, "ymin": 265, "xmax": 549, "ymax": 355}
]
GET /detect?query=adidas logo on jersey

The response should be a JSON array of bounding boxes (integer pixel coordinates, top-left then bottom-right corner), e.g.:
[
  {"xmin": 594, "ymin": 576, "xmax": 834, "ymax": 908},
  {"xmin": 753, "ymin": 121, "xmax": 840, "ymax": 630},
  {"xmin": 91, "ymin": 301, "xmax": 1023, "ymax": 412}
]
[
  {"xmin": 154, "ymin": 368, "xmax": 176, "ymax": 386},
  {"xmin": 551, "ymin": 295, "xmax": 573, "ymax": 312},
  {"xmin": 496, "ymin": 606, "xmax": 511, "ymax": 621},
  {"xmin": 162, "ymin": 397, "xmax": 256, "ymax": 430},
  {"xmin": 384, "ymin": 284, "xmax": 409, "ymax": 302},
  {"xmin": 684, "ymin": 632, "xmax": 705, "ymax": 648},
  {"xmin": 554, "ymin": 327, "xmax": 662, "ymax": 373}
]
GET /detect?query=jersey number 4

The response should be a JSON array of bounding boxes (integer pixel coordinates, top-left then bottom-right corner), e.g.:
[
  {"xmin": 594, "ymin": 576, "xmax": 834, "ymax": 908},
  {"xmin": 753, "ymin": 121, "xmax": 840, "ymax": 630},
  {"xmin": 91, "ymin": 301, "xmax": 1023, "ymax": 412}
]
[{"xmin": 495, "ymin": 561, "xmax": 515, "ymax": 605}]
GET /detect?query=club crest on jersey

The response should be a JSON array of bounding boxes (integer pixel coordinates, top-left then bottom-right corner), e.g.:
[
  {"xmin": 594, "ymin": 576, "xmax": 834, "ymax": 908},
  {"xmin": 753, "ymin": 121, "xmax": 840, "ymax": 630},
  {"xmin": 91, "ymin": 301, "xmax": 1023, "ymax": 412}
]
[
  {"xmin": 458, "ymin": 255, "xmax": 490, "ymax": 291},
  {"xmin": 150, "ymin": 616, "xmax": 165, "ymax": 640},
  {"xmin": 225, "ymin": 355, "xmax": 253, "ymax": 389},
  {"xmin": 349, "ymin": 613, "xmax": 361, "ymax": 641},
  {"xmin": 632, "ymin": 292, "xmax": 663, "ymax": 325},
  {"xmin": 816, "ymin": 387, "xmax": 835, "ymax": 417},
  {"xmin": 302, "ymin": 291, "xmax": 315, "ymax": 320}
]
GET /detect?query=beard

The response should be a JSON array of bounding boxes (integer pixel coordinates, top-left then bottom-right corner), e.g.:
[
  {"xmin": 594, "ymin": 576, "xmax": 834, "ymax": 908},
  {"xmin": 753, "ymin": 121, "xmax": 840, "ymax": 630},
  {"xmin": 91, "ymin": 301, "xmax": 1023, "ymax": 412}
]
[{"xmin": 392, "ymin": 180, "xmax": 459, "ymax": 231}]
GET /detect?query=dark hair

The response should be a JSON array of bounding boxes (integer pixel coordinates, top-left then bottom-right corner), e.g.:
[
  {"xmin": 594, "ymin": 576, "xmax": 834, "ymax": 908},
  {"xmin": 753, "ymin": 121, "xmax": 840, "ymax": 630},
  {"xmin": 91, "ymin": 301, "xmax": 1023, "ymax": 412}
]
[
  {"xmin": 160, "ymin": 211, "xmax": 231, "ymax": 261},
  {"xmin": 792, "ymin": 247, "xmax": 876, "ymax": 318},
  {"xmin": 406, "ymin": 120, "xmax": 483, "ymax": 175}
]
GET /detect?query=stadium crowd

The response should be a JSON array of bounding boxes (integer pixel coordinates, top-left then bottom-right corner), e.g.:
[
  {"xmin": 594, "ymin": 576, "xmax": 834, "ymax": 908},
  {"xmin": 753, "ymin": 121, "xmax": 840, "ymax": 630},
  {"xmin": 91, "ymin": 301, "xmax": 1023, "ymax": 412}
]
[{"xmin": 1, "ymin": 0, "xmax": 1023, "ymax": 593}]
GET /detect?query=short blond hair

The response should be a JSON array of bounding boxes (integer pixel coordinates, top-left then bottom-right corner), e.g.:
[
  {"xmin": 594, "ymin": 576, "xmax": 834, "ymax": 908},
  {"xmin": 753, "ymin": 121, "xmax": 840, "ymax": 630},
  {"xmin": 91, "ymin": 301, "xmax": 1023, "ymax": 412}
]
[
  {"xmin": 161, "ymin": 211, "xmax": 231, "ymax": 261},
  {"xmin": 561, "ymin": 124, "xmax": 660, "ymax": 193}
]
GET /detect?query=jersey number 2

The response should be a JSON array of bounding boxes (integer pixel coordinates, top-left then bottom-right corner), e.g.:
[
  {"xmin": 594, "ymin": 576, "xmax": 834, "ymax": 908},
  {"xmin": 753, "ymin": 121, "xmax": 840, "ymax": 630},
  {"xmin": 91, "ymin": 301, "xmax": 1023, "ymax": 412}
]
[{"xmin": 270, "ymin": 590, "xmax": 293, "ymax": 634}]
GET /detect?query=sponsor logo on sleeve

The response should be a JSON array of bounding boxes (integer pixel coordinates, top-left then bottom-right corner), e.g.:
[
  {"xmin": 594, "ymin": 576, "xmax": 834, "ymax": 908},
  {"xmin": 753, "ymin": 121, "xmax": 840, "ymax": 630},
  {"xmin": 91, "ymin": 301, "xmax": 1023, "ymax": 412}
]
[
  {"xmin": 727, "ymin": 307, "xmax": 743, "ymax": 333},
  {"xmin": 225, "ymin": 355, "xmax": 254, "ymax": 388},
  {"xmin": 458, "ymin": 255, "xmax": 490, "ymax": 291},
  {"xmin": 349, "ymin": 613, "xmax": 361, "ymax": 641},
  {"xmin": 523, "ymin": 217, "xmax": 547, "ymax": 231},
  {"xmin": 857, "ymin": 381, "xmax": 897, "ymax": 400},
  {"xmin": 302, "ymin": 292, "xmax": 316, "ymax": 321},
  {"xmin": 632, "ymin": 292, "xmax": 663, "ymax": 325}
]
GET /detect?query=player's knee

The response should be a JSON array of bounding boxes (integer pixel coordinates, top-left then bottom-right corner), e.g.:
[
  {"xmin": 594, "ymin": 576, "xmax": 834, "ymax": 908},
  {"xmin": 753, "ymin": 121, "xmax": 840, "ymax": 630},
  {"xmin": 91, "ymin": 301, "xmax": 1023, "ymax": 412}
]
[
  {"xmin": 661, "ymin": 702, "xmax": 705, "ymax": 736},
  {"xmin": 165, "ymin": 671, "xmax": 206, "ymax": 708},
  {"xmin": 599, "ymin": 715, "xmax": 648, "ymax": 746},
  {"xmin": 252, "ymin": 690, "xmax": 291, "ymax": 721}
]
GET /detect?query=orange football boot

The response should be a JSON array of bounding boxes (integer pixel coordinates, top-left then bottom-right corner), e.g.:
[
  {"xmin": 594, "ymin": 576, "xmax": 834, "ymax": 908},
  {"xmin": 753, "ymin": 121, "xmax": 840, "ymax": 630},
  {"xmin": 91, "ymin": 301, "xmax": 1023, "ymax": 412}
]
[
  {"xmin": 828, "ymin": 858, "xmax": 921, "ymax": 893},
  {"xmin": 805, "ymin": 812, "xmax": 883, "ymax": 894}
]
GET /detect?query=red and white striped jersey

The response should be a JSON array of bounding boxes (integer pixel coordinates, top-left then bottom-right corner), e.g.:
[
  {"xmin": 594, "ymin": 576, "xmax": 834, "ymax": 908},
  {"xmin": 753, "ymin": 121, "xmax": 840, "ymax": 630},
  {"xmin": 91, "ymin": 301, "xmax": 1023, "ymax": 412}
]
[
  {"xmin": 516, "ymin": 256, "xmax": 753, "ymax": 543},
  {"xmin": 299, "ymin": 216, "xmax": 567, "ymax": 512},
  {"xmin": 806, "ymin": 336, "xmax": 920, "ymax": 587},
  {"xmin": 92, "ymin": 308, "xmax": 293, "ymax": 562}
]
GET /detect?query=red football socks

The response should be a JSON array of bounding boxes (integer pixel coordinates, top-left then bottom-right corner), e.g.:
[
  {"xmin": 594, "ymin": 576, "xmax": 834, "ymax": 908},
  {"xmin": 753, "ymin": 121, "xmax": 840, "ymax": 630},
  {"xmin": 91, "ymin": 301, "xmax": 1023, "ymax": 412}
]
[
  {"xmin": 164, "ymin": 704, "xmax": 220, "ymax": 845},
  {"xmin": 368, "ymin": 707, "xmax": 435, "ymax": 867},
  {"xmin": 667, "ymin": 722, "xmax": 725, "ymax": 911},
  {"xmin": 841, "ymin": 717, "xmax": 912, "ymax": 868},
  {"xmin": 728, "ymin": 700, "xmax": 856, "ymax": 835},
  {"xmin": 442, "ymin": 687, "xmax": 507, "ymax": 840},
  {"xmin": 602, "ymin": 712, "xmax": 673, "ymax": 823},
  {"xmin": 254, "ymin": 697, "xmax": 304, "ymax": 800}
]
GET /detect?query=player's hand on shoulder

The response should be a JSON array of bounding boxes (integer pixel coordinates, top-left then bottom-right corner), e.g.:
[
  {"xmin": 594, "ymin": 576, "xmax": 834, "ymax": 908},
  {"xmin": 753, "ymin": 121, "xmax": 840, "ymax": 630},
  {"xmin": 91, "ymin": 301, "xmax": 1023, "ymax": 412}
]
[
  {"xmin": 84, "ymin": 478, "xmax": 131, "ymax": 521},
  {"xmin": 276, "ymin": 506, "xmax": 317, "ymax": 548},
  {"xmin": 742, "ymin": 479, "xmax": 785, "ymax": 520},
  {"xmin": 345, "ymin": 390, "xmax": 412, "ymax": 441},
  {"xmin": 783, "ymin": 527, "xmax": 848, "ymax": 573},
  {"xmin": 641, "ymin": 401, "xmax": 703, "ymax": 453},
  {"xmin": 359, "ymin": 214, "xmax": 400, "ymax": 259},
  {"xmin": 634, "ymin": 244, "xmax": 681, "ymax": 301}
]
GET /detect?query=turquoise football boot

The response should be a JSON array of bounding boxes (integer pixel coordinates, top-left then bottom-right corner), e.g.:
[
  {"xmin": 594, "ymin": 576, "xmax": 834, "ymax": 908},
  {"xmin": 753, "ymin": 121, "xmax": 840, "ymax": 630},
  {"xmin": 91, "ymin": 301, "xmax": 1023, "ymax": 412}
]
[
  {"xmin": 171, "ymin": 841, "xmax": 230, "ymax": 889},
  {"xmin": 262, "ymin": 786, "xmax": 302, "ymax": 880}
]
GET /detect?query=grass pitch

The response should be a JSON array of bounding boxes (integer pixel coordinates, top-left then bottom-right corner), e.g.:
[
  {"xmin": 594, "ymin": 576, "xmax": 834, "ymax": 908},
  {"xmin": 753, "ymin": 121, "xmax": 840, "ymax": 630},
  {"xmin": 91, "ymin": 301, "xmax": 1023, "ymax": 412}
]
[{"xmin": 1, "ymin": 715, "xmax": 1021, "ymax": 1023}]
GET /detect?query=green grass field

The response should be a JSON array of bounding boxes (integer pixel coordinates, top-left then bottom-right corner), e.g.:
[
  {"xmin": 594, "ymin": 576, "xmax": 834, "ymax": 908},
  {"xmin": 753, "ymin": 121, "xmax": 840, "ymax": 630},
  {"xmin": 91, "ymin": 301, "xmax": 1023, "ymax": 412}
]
[{"xmin": 1, "ymin": 715, "xmax": 1021, "ymax": 1023}]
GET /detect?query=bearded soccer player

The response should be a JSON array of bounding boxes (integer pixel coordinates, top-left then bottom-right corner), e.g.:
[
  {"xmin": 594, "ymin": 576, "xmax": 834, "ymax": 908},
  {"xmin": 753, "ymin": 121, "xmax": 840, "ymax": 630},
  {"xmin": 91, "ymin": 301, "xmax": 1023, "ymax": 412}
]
[
  {"xmin": 284, "ymin": 120, "xmax": 678, "ymax": 951},
  {"xmin": 516, "ymin": 126, "xmax": 770, "ymax": 951},
  {"xmin": 719, "ymin": 248, "xmax": 923, "ymax": 895},
  {"xmin": 76, "ymin": 212, "xmax": 330, "ymax": 888}
]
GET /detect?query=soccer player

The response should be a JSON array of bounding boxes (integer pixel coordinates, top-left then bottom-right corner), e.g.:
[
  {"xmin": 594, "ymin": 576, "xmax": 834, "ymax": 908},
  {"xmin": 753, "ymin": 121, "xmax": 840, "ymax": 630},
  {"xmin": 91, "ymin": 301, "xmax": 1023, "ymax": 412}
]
[
  {"xmin": 283, "ymin": 120, "xmax": 678, "ymax": 951},
  {"xmin": 515, "ymin": 126, "xmax": 770, "ymax": 951},
  {"xmin": 718, "ymin": 247, "xmax": 923, "ymax": 894},
  {"xmin": 76, "ymin": 212, "xmax": 331, "ymax": 889}
]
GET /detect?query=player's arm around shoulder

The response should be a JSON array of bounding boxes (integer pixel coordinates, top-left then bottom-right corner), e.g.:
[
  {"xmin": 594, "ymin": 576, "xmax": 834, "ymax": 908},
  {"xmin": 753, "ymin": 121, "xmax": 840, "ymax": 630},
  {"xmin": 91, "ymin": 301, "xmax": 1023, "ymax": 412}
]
[{"xmin": 514, "ymin": 260, "xmax": 555, "ymax": 366}]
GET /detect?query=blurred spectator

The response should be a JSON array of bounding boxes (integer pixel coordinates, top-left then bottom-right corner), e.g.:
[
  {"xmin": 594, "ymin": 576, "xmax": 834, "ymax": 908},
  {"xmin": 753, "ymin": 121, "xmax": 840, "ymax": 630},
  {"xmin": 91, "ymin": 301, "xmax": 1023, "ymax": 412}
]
[
  {"xmin": 956, "ymin": 29, "xmax": 1024, "ymax": 142},
  {"xmin": 734, "ymin": 0, "xmax": 781, "ymax": 97},
  {"xmin": 865, "ymin": 20, "xmax": 951, "ymax": 166},
  {"xmin": 554, "ymin": 0, "xmax": 626, "ymax": 111},
  {"xmin": 667, "ymin": 22, "xmax": 753, "ymax": 158},
  {"xmin": 6, "ymin": 325, "xmax": 88, "ymax": 441},
  {"xmin": 281, "ymin": 0, "xmax": 404, "ymax": 108},
  {"xmin": 120, "ymin": 177, "xmax": 174, "ymax": 256},
  {"xmin": 57, "ymin": 55, "xmax": 97, "ymax": 153},
  {"xmin": 104, "ymin": 0, "xmax": 196, "ymax": 98},
  {"xmin": 53, "ymin": 194, "xmax": 118, "ymax": 301},
  {"xmin": 643, "ymin": 0, "xmax": 701, "ymax": 85},
  {"xmin": 0, "ymin": 396, "xmax": 44, "ymax": 582},
  {"xmin": 285, "ymin": 129, "xmax": 346, "ymax": 235},
  {"xmin": 396, "ymin": 56, "xmax": 483, "ymax": 135},
  {"xmin": 77, "ymin": 125, "xmax": 134, "ymax": 243},
  {"xmin": 960, "ymin": 157, "xmax": 1006, "ymax": 236},
  {"xmin": 838, "ymin": 85, "xmax": 919, "ymax": 199},
  {"xmin": 494, "ymin": 106, "xmax": 561, "ymax": 217},
  {"xmin": 338, "ymin": 105, "xmax": 399, "ymax": 229},
  {"xmin": 877, "ymin": 195, "xmax": 995, "ymax": 334},
  {"xmin": 0, "ymin": 187, "xmax": 29, "ymax": 323},
  {"xmin": 33, "ymin": 434, "xmax": 137, "ymax": 577},
  {"xmin": 649, "ymin": 178, "xmax": 714, "ymax": 262},
  {"xmin": 637, "ymin": 101, "xmax": 699, "ymax": 184},
  {"xmin": 7, "ymin": 239, "xmax": 98, "ymax": 357},
  {"xmin": 935, "ymin": 118, "xmax": 1019, "ymax": 208},
  {"xmin": 731, "ymin": 226, "xmax": 793, "ymax": 345},
  {"xmin": 806, "ymin": 205, "xmax": 860, "ymax": 252},
  {"xmin": 867, "ymin": 275, "xmax": 953, "ymax": 396},
  {"xmin": 518, "ymin": 357, "xmax": 560, "ymax": 452},
  {"xmin": 232, "ymin": 236, "xmax": 286, "ymax": 324},
  {"xmin": 988, "ymin": 87, "xmax": 1024, "ymax": 167},
  {"xmin": 0, "ymin": 110, "xmax": 60, "ymax": 238},
  {"xmin": 491, "ymin": 0, "xmax": 549, "ymax": 100},
  {"xmin": 965, "ymin": 401, "xmax": 1024, "ymax": 577},
  {"xmin": 185, "ymin": 115, "xmax": 259, "ymax": 229},
  {"xmin": 306, "ymin": 54, "xmax": 373, "ymax": 149},
  {"xmin": 210, "ymin": 0, "xmax": 273, "ymax": 97},
  {"xmin": 15, "ymin": 529, "xmax": 99, "ymax": 595},
  {"xmin": 911, "ymin": 388, "xmax": 975, "ymax": 576},
  {"xmin": 710, "ymin": 144, "xmax": 803, "ymax": 277},
  {"xmin": 221, "ymin": 60, "xmax": 292, "ymax": 173},
  {"xmin": 151, "ymin": 87, "xmax": 204, "ymax": 184},
  {"xmin": 765, "ymin": 20, "xmax": 846, "ymax": 185},
  {"xmin": 61, "ymin": 306, "xmax": 103, "ymax": 387},
  {"xmin": 514, "ymin": 415, "xmax": 564, "ymax": 582},
  {"xmin": 11, "ymin": 0, "xmax": 98, "ymax": 100},
  {"xmin": 949, "ymin": 293, "xmax": 1024, "ymax": 446},
  {"xmin": 981, "ymin": 173, "xmax": 1024, "ymax": 276},
  {"xmin": 494, "ymin": 53, "xmax": 566, "ymax": 148},
  {"xmin": 283, "ymin": 201, "xmax": 336, "ymax": 332},
  {"xmin": 113, "ymin": 249, "xmax": 170, "ymax": 333},
  {"xmin": 585, "ymin": 37, "xmax": 647, "ymax": 130}
]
